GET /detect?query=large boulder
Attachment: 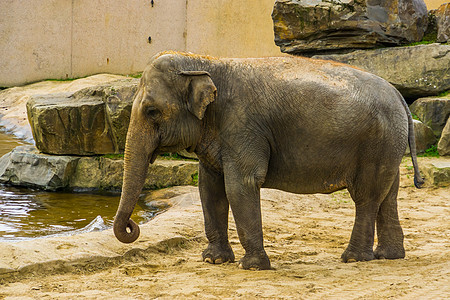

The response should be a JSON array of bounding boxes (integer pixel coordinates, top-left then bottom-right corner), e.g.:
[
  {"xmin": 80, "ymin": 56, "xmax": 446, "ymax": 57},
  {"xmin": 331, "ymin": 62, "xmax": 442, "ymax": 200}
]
[
  {"xmin": 409, "ymin": 95, "xmax": 450, "ymax": 137},
  {"xmin": 411, "ymin": 119, "xmax": 437, "ymax": 153},
  {"xmin": 70, "ymin": 155, "xmax": 198, "ymax": 191},
  {"xmin": 0, "ymin": 146, "xmax": 199, "ymax": 191},
  {"xmin": 27, "ymin": 93, "xmax": 117, "ymax": 155},
  {"xmin": 0, "ymin": 74, "xmax": 128, "ymax": 142},
  {"xmin": 0, "ymin": 146, "xmax": 79, "ymax": 191},
  {"xmin": 272, "ymin": 0, "xmax": 428, "ymax": 54},
  {"xmin": 314, "ymin": 44, "xmax": 450, "ymax": 98},
  {"xmin": 438, "ymin": 118, "xmax": 450, "ymax": 156},
  {"xmin": 27, "ymin": 79, "xmax": 138, "ymax": 155},
  {"xmin": 420, "ymin": 158, "xmax": 450, "ymax": 187},
  {"xmin": 436, "ymin": 3, "xmax": 450, "ymax": 43}
]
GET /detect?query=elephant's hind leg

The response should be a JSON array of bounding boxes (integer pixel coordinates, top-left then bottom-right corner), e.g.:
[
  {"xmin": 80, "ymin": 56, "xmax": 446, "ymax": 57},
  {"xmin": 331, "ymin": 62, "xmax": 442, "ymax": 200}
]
[
  {"xmin": 342, "ymin": 166, "xmax": 399, "ymax": 263},
  {"xmin": 199, "ymin": 163, "xmax": 235, "ymax": 265},
  {"xmin": 374, "ymin": 171, "xmax": 405, "ymax": 259}
]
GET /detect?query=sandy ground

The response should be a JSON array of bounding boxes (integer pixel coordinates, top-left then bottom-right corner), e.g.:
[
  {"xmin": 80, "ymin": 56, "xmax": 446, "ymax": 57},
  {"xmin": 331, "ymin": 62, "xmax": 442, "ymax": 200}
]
[{"xmin": 0, "ymin": 158, "xmax": 449, "ymax": 299}]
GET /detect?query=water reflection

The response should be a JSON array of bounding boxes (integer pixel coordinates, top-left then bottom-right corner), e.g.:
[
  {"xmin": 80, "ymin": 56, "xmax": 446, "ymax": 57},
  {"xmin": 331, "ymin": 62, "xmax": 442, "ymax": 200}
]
[
  {"xmin": 0, "ymin": 130, "xmax": 26, "ymax": 157},
  {"xmin": 0, "ymin": 185, "xmax": 157, "ymax": 241}
]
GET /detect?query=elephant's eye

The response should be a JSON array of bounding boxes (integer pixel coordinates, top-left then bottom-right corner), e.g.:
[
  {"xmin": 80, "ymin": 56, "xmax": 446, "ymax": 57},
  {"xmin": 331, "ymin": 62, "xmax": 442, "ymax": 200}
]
[{"xmin": 145, "ymin": 106, "xmax": 160, "ymax": 118}]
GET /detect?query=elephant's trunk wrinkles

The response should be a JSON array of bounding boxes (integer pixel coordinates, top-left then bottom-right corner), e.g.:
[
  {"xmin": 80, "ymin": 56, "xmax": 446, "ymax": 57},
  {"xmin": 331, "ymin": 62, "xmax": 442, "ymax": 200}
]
[{"xmin": 113, "ymin": 122, "xmax": 157, "ymax": 244}]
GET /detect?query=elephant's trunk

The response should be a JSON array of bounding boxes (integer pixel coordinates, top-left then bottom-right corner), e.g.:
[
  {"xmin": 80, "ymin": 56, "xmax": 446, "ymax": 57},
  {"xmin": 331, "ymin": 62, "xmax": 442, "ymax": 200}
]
[{"xmin": 113, "ymin": 114, "xmax": 158, "ymax": 243}]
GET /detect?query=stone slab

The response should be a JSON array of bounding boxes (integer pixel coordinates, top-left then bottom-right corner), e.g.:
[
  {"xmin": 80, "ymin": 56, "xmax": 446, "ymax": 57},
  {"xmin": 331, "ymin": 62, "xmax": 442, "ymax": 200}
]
[
  {"xmin": 420, "ymin": 158, "xmax": 450, "ymax": 187},
  {"xmin": 26, "ymin": 78, "xmax": 139, "ymax": 155},
  {"xmin": 410, "ymin": 95, "xmax": 450, "ymax": 137},
  {"xmin": 314, "ymin": 44, "xmax": 450, "ymax": 99},
  {"xmin": 272, "ymin": 0, "xmax": 428, "ymax": 54},
  {"xmin": 0, "ymin": 146, "xmax": 199, "ymax": 191},
  {"xmin": 438, "ymin": 117, "xmax": 450, "ymax": 156}
]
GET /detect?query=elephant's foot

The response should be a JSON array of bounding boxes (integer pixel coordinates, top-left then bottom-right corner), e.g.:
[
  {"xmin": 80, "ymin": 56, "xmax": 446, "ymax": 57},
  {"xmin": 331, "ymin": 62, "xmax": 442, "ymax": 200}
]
[
  {"xmin": 238, "ymin": 251, "xmax": 271, "ymax": 270},
  {"xmin": 374, "ymin": 245, "xmax": 405, "ymax": 260},
  {"xmin": 202, "ymin": 242, "xmax": 235, "ymax": 264},
  {"xmin": 341, "ymin": 248, "xmax": 375, "ymax": 263}
]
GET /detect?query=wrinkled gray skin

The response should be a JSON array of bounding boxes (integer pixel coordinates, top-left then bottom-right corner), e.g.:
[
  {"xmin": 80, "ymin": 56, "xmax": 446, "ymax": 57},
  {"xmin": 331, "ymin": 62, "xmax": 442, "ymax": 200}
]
[{"xmin": 113, "ymin": 52, "xmax": 424, "ymax": 270}]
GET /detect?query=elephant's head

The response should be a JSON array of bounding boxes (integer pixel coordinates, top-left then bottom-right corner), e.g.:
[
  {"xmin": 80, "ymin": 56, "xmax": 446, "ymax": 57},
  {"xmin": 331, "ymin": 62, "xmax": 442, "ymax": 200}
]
[{"xmin": 113, "ymin": 53, "xmax": 217, "ymax": 243}]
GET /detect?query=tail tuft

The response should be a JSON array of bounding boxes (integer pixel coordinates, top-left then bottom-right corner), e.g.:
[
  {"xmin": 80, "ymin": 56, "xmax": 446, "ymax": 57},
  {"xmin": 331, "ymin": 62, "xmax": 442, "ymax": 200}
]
[{"xmin": 414, "ymin": 174, "xmax": 425, "ymax": 189}]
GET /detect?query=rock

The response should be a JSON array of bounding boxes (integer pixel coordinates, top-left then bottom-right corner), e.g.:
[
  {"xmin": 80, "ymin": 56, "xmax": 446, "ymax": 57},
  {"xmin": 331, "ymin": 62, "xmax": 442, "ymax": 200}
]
[
  {"xmin": 26, "ymin": 78, "xmax": 138, "ymax": 155},
  {"xmin": 142, "ymin": 186, "xmax": 198, "ymax": 210},
  {"xmin": 0, "ymin": 145, "xmax": 199, "ymax": 191},
  {"xmin": 70, "ymin": 155, "xmax": 198, "ymax": 191},
  {"xmin": 437, "ymin": 118, "xmax": 450, "ymax": 156},
  {"xmin": 272, "ymin": 0, "xmax": 428, "ymax": 54},
  {"xmin": 407, "ymin": 119, "xmax": 437, "ymax": 154},
  {"xmin": 176, "ymin": 150, "xmax": 198, "ymax": 160},
  {"xmin": 314, "ymin": 44, "xmax": 450, "ymax": 98},
  {"xmin": 73, "ymin": 79, "xmax": 138, "ymax": 151},
  {"xmin": 144, "ymin": 160, "xmax": 199, "ymax": 190},
  {"xmin": 436, "ymin": 3, "xmax": 450, "ymax": 43},
  {"xmin": 0, "ymin": 74, "xmax": 129, "ymax": 142},
  {"xmin": 27, "ymin": 93, "xmax": 117, "ymax": 155},
  {"xmin": 425, "ymin": 9, "xmax": 438, "ymax": 40},
  {"xmin": 145, "ymin": 199, "xmax": 172, "ymax": 210},
  {"xmin": 409, "ymin": 96, "xmax": 450, "ymax": 137},
  {"xmin": 0, "ymin": 146, "xmax": 79, "ymax": 191},
  {"xmin": 420, "ymin": 158, "xmax": 450, "ymax": 187}
]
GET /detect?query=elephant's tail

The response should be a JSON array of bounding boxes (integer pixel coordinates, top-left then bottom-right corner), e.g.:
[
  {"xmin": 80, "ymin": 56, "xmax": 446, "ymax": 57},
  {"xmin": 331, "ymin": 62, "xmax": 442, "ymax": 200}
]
[{"xmin": 397, "ymin": 90, "xmax": 424, "ymax": 188}]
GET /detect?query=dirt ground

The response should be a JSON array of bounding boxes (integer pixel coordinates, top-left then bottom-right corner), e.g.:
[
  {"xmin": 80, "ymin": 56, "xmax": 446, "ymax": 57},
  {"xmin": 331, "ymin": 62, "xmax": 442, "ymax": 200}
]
[{"xmin": 0, "ymin": 158, "xmax": 449, "ymax": 299}]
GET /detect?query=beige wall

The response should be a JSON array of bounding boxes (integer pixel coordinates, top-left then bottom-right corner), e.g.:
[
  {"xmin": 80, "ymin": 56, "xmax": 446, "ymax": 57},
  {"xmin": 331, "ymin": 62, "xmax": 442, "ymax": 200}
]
[
  {"xmin": 1, "ymin": 0, "xmax": 189, "ymax": 86},
  {"xmin": 70, "ymin": 0, "xmax": 187, "ymax": 78},
  {"xmin": 425, "ymin": 0, "xmax": 448, "ymax": 9},
  {"xmin": 0, "ymin": 0, "xmax": 72, "ymax": 86},
  {"xmin": 186, "ymin": 0, "xmax": 283, "ymax": 58},
  {"xmin": 1, "ymin": 0, "xmax": 283, "ymax": 87},
  {"xmin": 1, "ymin": 0, "xmax": 448, "ymax": 87}
]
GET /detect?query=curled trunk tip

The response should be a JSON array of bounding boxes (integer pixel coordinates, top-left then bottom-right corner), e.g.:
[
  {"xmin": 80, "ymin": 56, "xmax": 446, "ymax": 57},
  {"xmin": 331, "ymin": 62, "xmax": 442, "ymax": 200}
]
[{"xmin": 113, "ymin": 216, "xmax": 140, "ymax": 243}]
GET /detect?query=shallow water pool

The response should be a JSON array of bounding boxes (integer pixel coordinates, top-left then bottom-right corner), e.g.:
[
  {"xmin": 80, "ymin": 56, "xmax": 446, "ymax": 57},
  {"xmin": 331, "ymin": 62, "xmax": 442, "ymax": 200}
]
[
  {"xmin": 0, "ymin": 130, "xmax": 157, "ymax": 241},
  {"xmin": 0, "ymin": 186, "xmax": 157, "ymax": 242}
]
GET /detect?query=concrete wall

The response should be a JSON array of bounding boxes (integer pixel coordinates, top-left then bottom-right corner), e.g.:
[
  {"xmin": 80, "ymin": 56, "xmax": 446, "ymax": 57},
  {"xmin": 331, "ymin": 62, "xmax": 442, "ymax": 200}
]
[
  {"xmin": 0, "ymin": 0, "xmax": 448, "ymax": 87},
  {"xmin": 1, "ymin": 0, "xmax": 189, "ymax": 86},
  {"xmin": 186, "ymin": 0, "xmax": 282, "ymax": 58},
  {"xmin": 0, "ymin": 0, "xmax": 283, "ymax": 87},
  {"xmin": 425, "ymin": 0, "xmax": 447, "ymax": 9},
  {"xmin": 1, "ymin": 1, "xmax": 72, "ymax": 86},
  {"xmin": 70, "ymin": 0, "xmax": 187, "ymax": 78}
]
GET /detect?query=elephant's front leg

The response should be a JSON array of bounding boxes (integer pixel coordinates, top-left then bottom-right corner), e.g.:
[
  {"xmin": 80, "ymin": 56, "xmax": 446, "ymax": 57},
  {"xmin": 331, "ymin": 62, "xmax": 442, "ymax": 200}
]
[
  {"xmin": 223, "ymin": 162, "xmax": 271, "ymax": 270},
  {"xmin": 199, "ymin": 163, "xmax": 235, "ymax": 264}
]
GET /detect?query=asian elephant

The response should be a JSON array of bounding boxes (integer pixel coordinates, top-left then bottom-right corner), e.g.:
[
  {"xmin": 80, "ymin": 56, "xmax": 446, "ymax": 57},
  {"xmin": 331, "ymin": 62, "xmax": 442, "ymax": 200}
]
[{"xmin": 113, "ymin": 51, "xmax": 423, "ymax": 270}]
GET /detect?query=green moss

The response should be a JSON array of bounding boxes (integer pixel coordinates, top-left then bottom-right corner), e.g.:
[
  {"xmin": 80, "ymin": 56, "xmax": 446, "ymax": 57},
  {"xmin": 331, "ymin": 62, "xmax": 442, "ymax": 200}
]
[
  {"xmin": 404, "ymin": 31, "xmax": 439, "ymax": 47},
  {"xmin": 191, "ymin": 172, "xmax": 199, "ymax": 186},
  {"xmin": 405, "ymin": 40, "xmax": 436, "ymax": 47},
  {"xmin": 411, "ymin": 113, "xmax": 421, "ymax": 121},
  {"xmin": 102, "ymin": 153, "xmax": 124, "ymax": 160},
  {"xmin": 422, "ymin": 32, "xmax": 438, "ymax": 43},
  {"xmin": 127, "ymin": 73, "xmax": 142, "ymax": 79},
  {"xmin": 418, "ymin": 145, "xmax": 440, "ymax": 158},
  {"xmin": 438, "ymin": 90, "xmax": 450, "ymax": 97}
]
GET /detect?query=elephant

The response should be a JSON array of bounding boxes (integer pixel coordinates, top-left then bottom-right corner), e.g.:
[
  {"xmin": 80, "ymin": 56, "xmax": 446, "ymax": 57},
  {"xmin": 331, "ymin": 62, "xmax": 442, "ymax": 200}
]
[{"xmin": 113, "ymin": 51, "xmax": 424, "ymax": 270}]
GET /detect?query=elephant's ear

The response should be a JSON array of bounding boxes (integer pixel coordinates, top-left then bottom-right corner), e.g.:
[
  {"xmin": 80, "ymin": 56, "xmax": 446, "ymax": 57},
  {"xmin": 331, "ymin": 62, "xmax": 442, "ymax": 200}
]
[{"xmin": 179, "ymin": 71, "xmax": 217, "ymax": 120}]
